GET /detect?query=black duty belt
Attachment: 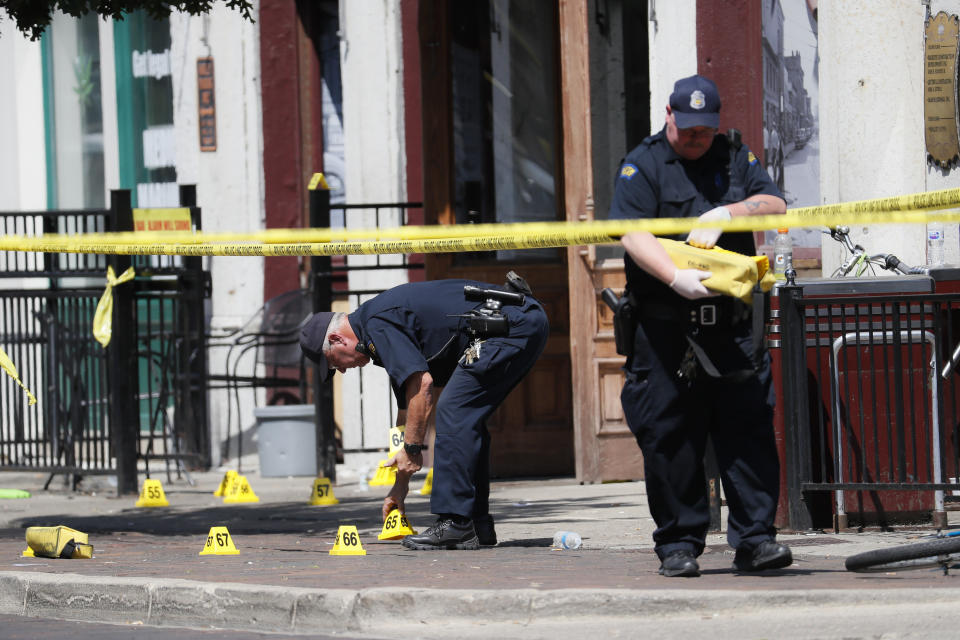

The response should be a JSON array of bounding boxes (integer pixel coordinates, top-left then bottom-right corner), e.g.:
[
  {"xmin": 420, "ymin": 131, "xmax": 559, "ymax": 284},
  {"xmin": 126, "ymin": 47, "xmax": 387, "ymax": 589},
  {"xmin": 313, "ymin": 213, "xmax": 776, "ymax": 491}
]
[
  {"xmin": 633, "ymin": 297, "xmax": 751, "ymax": 329},
  {"xmin": 625, "ymin": 290, "xmax": 766, "ymax": 385}
]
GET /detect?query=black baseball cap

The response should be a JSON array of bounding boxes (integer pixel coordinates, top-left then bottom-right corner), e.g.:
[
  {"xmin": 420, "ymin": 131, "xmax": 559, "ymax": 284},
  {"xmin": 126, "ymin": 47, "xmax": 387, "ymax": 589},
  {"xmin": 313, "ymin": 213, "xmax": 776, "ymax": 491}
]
[
  {"xmin": 669, "ymin": 74, "xmax": 721, "ymax": 129},
  {"xmin": 300, "ymin": 311, "xmax": 336, "ymax": 382}
]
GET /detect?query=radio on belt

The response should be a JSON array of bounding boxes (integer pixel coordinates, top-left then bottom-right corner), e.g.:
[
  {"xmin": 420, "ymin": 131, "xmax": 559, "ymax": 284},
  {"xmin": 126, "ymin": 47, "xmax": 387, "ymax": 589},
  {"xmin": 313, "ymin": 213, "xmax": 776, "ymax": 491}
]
[{"xmin": 454, "ymin": 285, "xmax": 525, "ymax": 338}]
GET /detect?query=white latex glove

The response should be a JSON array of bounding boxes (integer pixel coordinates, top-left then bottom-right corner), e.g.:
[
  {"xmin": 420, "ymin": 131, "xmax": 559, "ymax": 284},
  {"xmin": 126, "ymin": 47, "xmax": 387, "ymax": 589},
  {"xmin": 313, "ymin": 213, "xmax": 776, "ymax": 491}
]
[
  {"xmin": 686, "ymin": 206, "xmax": 732, "ymax": 249},
  {"xmin": 669, "ymin": 268, "xmax": 716, "ymax": 300}
]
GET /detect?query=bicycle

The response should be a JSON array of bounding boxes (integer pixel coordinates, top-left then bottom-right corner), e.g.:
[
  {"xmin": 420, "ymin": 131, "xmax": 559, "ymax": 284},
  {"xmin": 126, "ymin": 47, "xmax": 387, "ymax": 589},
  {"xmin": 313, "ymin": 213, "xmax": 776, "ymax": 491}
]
[
  {"xmin": 827, "ymin": 225, "xmax": 953, "ymax": 575},
  {"xmin": 845, "ymin": 530, "xmax": 960, "ymax": 574},
  {"xmin": 826, "ymin": 226, "xmax": 929, "ymax": 277}
]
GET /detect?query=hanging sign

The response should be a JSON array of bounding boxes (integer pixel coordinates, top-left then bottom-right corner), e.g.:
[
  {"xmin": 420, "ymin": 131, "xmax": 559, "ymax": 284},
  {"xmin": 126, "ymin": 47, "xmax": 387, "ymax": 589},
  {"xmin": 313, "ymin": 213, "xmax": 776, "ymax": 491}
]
[
  {"xmin": 198, "ymin": 57, "xmax": 217, "ymax": 152},
  {"xmin": 133, "ymin": 208, "xmax": 192, "ymax": 232},
  {"xmin": 925, "ymin": 12, "xmax": 960, "ymax": 168}
]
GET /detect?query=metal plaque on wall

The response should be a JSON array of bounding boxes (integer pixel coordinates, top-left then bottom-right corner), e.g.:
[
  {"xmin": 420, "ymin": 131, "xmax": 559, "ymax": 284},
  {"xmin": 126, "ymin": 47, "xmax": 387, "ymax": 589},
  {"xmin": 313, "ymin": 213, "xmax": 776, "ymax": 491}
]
[{"xmin": 925, "ymin": 11, "xmax": 960, "ymax": 168}]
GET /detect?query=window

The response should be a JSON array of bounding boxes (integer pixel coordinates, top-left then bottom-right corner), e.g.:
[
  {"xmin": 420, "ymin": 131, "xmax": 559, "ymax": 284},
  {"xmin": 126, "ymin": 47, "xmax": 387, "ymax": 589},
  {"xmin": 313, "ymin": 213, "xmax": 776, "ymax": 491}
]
[
  {"xmin": 114, "ymin": 11, "xmax": 177, "ymax": 208},
  {"xmin": 43, "ymin": 13, "xmax": 105, "ymax": 209},
  {"xmin": 450, "ymin": 0, "xmax": 561, "ymax": 262}
]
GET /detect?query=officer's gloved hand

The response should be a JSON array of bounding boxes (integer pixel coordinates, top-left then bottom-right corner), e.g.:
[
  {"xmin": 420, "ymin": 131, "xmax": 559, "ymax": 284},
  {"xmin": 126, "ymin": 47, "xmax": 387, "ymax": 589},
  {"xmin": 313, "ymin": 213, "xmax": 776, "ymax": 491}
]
[
  {"xmin": 669, "ymin": 268, "xmax": 717, "ymax": 300},
  {"xmin": 686, "ymin": 206, "xmax": 731, "ymax": 249}
]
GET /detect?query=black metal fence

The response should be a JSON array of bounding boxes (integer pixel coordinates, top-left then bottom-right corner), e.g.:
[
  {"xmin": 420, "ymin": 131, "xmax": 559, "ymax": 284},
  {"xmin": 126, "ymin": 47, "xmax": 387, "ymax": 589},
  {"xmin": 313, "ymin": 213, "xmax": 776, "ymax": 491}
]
[
  {"xmin": 0, "ymin": 290, "xmax": 107, "ymax": 475},
  {"xmin": 777, "ymin": 281, "xmax": 960, "ymax": 530},
  {"xmin": 0, "ymin": 189, "xmax": 209, "ymax": 492},
  {"xmin": 0, "ymin": 205, "xmax": 114, "ymax": 483}
]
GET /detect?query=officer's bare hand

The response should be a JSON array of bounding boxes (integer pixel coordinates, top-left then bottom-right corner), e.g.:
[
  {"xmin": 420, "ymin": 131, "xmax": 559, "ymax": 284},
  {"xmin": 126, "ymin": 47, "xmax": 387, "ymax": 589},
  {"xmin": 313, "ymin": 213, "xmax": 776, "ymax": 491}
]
[
  {"xmin": 385, "ymin": 448, "xmax": 422, "ymax": 476},
  {"xmin": 669, "ymin": 268, "xmax": 718, "ymax": 300},
  {"xmin": 686, "ymin": 206, "xmax": 731, "ymax": 249},
  {"xmin": 382, "ymin": 475, "xmax": 411, "ymax": 520}
]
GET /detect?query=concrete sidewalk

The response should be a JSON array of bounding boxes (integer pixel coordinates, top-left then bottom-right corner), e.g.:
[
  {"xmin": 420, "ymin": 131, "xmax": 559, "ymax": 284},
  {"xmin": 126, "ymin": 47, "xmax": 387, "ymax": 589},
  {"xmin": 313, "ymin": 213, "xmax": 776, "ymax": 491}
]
[{"xmin": 0, "ymin": 462, "xmax": 957, "ymax": 637}]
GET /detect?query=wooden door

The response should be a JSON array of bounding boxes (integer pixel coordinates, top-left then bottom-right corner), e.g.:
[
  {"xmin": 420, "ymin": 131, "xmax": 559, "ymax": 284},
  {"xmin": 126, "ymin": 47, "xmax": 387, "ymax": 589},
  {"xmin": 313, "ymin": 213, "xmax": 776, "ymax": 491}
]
[
  {"xmin": 561, "ymin": 0, "xmax": 645, "ymax": 482},
  {"xmin": 562, "ymin": 0, "xmax": 767, "ymax": 482},
  {"xmin": 419, "ymin": 0, "xmax": 573, "ymax": 477}
]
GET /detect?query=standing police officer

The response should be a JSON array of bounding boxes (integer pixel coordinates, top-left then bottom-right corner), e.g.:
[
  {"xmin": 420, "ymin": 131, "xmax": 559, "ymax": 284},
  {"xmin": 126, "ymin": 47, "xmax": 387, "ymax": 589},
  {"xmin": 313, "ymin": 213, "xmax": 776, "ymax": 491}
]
[
  {"xmin": 300, "ymin": 278, "xmax": 548, "ymax": 550},
  {"xmin": 610, "ymin": 75, "xmax": 792, "ymax": 577}
]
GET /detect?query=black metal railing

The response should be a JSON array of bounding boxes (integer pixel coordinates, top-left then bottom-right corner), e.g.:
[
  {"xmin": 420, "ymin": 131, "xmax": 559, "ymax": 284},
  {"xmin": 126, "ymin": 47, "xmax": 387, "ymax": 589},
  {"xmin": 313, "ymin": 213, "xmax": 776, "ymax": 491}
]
[
  {"xmin": 324, "ymin": 201, "xmax": 425, "ymax": 294},
  {"xmin": 778, "ymin": 284, "xmax": 960, "ymax": 530},
  {"xmin": 0, "ymin": 204, "xmax": 115, "ymax": 487},
  {"xmin": 0, "ymin": 290, "xmax": 108, "ymax": 475},
  {"xmin": 0, "ymin": 189, "xmax": 210, "ymax": 492},
  {"xmin": 0, "ymin": 208, "xmax": 110, "ymax": 278}
]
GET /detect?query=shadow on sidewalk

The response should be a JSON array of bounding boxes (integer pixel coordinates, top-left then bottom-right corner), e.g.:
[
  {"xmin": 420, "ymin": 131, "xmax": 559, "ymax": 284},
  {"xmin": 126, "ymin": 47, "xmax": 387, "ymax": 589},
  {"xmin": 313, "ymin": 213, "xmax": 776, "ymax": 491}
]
[{"xmin": 2, "ymin": 490, "xmax": 639, "ymax": 543}]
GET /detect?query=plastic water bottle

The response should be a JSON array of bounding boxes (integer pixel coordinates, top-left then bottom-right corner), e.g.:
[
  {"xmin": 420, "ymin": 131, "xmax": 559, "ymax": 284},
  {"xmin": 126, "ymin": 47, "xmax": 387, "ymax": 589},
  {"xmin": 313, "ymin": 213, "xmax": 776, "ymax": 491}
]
[
  {"xmin": 552, "ymin": 531, "xmax": 582, "ymax": 550},
  {"xmin": 773, "ymin": 228, "xmax": 793, "ymax": 279},
  {"xmin": 927, "ymin": 222, "xmax": 945, "ymax": 266}
]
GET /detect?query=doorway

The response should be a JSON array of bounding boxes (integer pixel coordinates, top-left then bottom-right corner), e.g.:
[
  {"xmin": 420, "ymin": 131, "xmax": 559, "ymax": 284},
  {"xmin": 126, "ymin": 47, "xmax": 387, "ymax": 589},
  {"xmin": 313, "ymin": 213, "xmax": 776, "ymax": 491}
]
[{"xmin": 420, "ymin": 0, "xmax": 573, "ymax": 477}]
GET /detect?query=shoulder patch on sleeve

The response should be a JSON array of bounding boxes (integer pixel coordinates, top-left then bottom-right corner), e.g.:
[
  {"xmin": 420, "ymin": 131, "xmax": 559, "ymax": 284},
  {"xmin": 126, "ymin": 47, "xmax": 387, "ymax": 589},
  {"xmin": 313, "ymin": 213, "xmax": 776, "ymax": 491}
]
[
  {"xmin": 747, "ymin": 151, "xmax": 758, "ymax": 165},
  {"xmin": 619, "ymin": 163, "xmax": 639, "ymax": 180}
]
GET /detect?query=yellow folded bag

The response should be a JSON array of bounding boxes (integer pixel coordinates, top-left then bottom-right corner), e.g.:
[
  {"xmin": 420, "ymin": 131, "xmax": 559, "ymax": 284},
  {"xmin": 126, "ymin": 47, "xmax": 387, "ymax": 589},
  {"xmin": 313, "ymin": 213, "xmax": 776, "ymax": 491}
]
[
  {"xmin": 659, "ymin": 238, "xmax": 776, "ymax": 304},
  {"xmin": 25, "ymin": 525, "xmax": 93, "ymax": 559}
]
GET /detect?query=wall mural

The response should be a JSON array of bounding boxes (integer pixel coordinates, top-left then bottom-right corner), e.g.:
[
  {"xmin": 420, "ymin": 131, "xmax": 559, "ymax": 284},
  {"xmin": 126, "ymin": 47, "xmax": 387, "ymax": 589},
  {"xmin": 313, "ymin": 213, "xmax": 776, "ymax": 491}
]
[{"xmin": 762, "ymin": 0, "xmax": 820, "ymax": 251}]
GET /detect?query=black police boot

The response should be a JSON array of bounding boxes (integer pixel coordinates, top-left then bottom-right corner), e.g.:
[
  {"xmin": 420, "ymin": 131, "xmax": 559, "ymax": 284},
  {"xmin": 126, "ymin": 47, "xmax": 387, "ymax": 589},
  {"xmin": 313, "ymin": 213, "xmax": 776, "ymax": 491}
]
[
  {"xmin": 658, "ymin": 550, "xmax": 700, "ymax": 577},
  {"xmin": 401, "ymin": 516, "xmax": 480, "ymax": 551},
  {"xmin": 474, "ymin": 514, "xmax": 497, "ymax": 546},
  {"xmin": 732, "ymin": 540, "xmax": 793, "ymax": 571}
]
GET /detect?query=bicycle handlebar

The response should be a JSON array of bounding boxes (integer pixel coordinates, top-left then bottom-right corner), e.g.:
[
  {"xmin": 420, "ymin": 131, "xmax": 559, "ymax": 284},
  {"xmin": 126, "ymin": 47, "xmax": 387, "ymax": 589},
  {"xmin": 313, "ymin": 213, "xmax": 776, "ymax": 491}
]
[
  {"xmin": 826, "ymin": 227, "xmax": 928, "ymax": 277},
  {"xmin": 875, "ymin": 254, "xmax": 929, "ymax": 275}
]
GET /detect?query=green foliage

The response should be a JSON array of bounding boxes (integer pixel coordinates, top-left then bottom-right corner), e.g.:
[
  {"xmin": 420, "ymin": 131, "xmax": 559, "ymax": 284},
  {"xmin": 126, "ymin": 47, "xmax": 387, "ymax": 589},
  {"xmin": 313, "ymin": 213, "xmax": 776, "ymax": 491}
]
[
  {"xmin": 73, "ymin": 53, "xmax": 93, "ymax": 106},
  {"xmin": 1, "ymin": 0, "xmax": 255, "ymax": 41}
]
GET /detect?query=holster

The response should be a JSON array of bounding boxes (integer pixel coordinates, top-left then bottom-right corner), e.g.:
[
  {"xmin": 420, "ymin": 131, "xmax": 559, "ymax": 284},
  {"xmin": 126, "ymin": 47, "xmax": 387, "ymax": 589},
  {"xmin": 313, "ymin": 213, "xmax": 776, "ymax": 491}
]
[{"xmin": 602, "ymin": 288, "xmax": 637, "ymax": 357}]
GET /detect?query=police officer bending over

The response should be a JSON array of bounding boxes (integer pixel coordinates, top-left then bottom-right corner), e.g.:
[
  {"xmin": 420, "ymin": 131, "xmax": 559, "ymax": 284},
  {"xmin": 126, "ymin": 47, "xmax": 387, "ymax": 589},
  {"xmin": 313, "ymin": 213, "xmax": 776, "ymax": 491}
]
[
  {"xmin": 610, "ymin": 75, "xmax": 792, "ymax": 577},
  {"xmin": 300, "ymin": 278, "xmax": 548, "ymax": 550}
]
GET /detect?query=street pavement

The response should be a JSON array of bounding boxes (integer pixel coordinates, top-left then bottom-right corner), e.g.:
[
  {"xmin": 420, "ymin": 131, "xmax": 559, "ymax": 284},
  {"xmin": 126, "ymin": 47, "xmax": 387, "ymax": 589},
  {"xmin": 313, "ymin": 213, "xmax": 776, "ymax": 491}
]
[{"xmin": 0, "ymin": 459, "xmax": 958, "ymax": 638}]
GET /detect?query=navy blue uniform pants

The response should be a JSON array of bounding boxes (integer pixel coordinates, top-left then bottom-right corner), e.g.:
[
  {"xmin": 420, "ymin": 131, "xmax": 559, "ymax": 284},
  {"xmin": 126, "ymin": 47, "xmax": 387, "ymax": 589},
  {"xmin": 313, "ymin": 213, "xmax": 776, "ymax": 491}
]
[
  {"xmin": 621, "ymin": 316, "xmax": 779, "ymax": 559},
  {"xmin": 430, "ymin": 304, "xmax": 549, "ymax": 519}
]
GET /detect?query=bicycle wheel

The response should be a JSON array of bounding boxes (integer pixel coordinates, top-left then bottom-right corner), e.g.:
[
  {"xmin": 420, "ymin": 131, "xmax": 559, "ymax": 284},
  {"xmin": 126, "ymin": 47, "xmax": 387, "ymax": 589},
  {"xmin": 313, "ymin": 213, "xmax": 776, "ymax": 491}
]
[{"xmin": 845, "ymin": 536, "xmax": 960, "ymax": 572}]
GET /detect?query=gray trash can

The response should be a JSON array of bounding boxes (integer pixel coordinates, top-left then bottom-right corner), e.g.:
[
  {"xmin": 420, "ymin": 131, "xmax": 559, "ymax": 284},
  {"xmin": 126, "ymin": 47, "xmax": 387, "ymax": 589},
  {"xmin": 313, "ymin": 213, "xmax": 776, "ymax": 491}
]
[{"xmin": 253, "ymin": 404, "xmax": 317, "ymax": 477}]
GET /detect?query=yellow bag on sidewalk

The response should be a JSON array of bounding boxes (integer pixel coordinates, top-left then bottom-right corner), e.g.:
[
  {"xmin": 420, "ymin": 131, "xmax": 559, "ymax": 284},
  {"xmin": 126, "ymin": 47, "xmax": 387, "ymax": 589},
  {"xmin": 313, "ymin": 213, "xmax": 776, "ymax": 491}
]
[
  {"xmin": 659, "ymin": 238, "xmax": 775, "ymax": 304},
  {"xmin": 25, "ymin": 525, "xmax": 93, "ymax": 559}
]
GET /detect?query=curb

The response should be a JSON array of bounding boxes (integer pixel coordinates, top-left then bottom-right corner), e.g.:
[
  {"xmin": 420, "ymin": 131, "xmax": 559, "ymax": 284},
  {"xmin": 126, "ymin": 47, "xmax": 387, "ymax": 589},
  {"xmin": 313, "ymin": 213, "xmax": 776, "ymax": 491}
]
[{"xmin": 1, "ymin": 571, "xmax": 960, "ymax": 635}]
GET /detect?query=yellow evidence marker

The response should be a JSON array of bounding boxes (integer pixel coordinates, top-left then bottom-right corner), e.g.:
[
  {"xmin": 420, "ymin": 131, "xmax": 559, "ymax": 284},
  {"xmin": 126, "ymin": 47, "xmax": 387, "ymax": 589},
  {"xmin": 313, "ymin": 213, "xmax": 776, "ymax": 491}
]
[
  {"xmin": 419, "ymin": 467, "xmax": 434, "ymax": 496},
  {"xmin": 213, "ymin": 470, "xmax": 237, "ymax": 497},
  {"xmin": 388, "ymin": 425, "xmax": 405, "ymax": 457},
  {"xmin": 308, "ymin": 477, "xmax": 339, "ymax": 505},
  {"xmin": 222, "ymin": 475, "xmax": 260, "ymax": 503},
  {"xmin": 368, "ymin": 461, "xmax": 397, "ymax": 487},
  {"xmin": 378, "ymin": 509, "xmax": 417, "ymax": 540},
  {"xmin": 135, "ymin": 479, "xmax": 170, "ymax": 507},
  {"xmin": 199, "ymin": 526, "xmax": 240, "ymax": 555},
  {"xmin": 367, "ymin": 425, "xmax": 404, "ymax": 487},
  {"xmin": 330, "ymin": 525, "xmax": 366, "ymax": 555}
]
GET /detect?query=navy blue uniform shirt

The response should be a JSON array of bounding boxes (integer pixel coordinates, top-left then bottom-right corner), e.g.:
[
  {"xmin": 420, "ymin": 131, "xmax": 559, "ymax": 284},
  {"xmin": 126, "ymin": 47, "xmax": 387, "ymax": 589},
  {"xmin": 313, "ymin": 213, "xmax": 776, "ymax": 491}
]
[
  {"xmin": 609, "ymin": 127, "xmax": 782, "ymax": 299},
  {"xmin": 347, "ymin": 279, "xmax": 535, "ymax": 407}
]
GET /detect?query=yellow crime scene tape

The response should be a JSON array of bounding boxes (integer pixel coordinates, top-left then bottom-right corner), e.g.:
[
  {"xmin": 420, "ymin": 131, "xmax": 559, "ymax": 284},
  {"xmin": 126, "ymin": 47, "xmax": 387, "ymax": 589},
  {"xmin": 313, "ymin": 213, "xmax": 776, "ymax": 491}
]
[
  {"xmin": 92, "ymin": 266, "xmax": 136, "ymax": 348},
  {"xmin": 2, "ymin": 207, "xmax": 960, "ymax": 257},
  {"xmin": 1, "ymin": 186, "xmax": 960, "ymax": 255},
  {"xmin": 0, "ymin": 347, "xmax": 36, "ymax": 406},
  {"xmin": 1, "ymin": 185, "xmax": 959, "ymax": 405}
]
